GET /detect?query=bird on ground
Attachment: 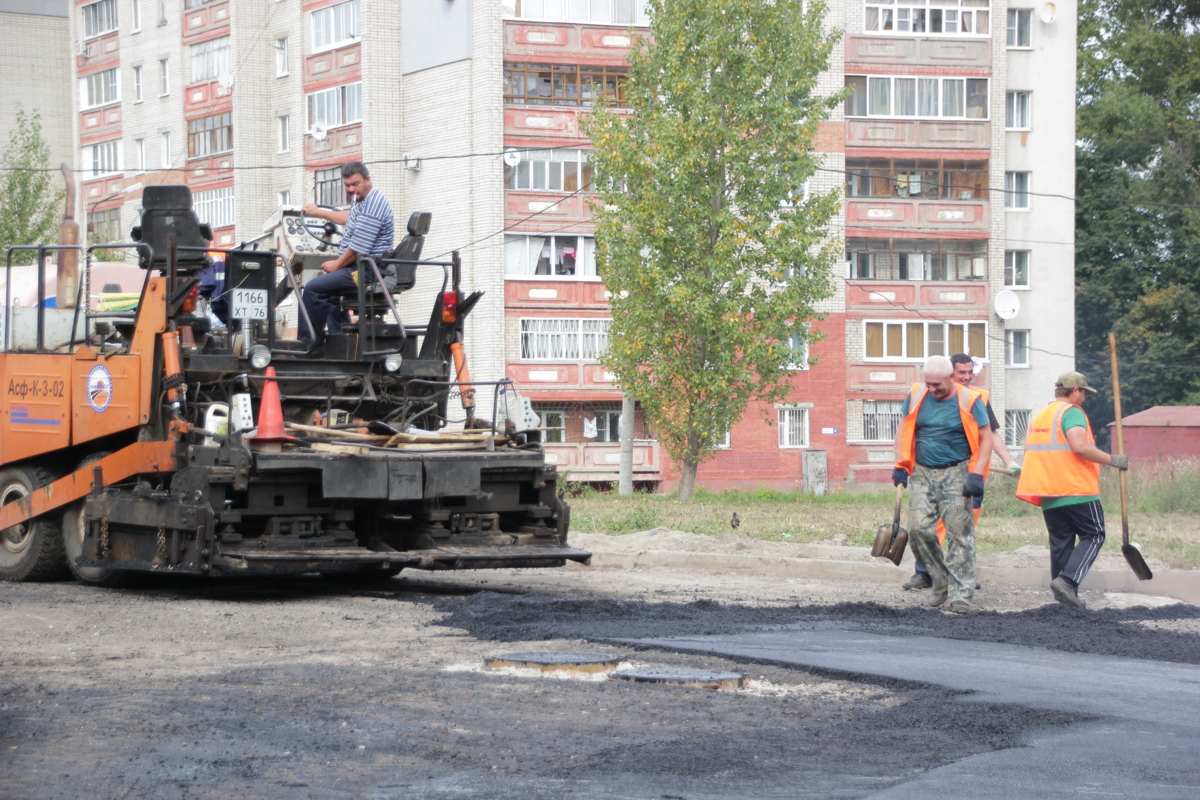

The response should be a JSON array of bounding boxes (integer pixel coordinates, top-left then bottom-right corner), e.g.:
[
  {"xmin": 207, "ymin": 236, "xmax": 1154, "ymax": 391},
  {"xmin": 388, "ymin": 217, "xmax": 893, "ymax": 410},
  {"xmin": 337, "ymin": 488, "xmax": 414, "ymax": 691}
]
[{"xmin": 730, "ymin": 512, "xmax": 741, "ymax": 529}]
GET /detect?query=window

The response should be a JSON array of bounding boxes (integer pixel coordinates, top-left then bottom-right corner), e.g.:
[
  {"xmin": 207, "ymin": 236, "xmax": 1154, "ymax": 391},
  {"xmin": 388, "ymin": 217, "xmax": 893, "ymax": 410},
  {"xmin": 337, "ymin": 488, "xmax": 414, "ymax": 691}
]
[
  {"xmin": 185, "ymin": 0, "xmax": 216, "ymax": 7},
  {"xmin": 536, "ymin": 407, "xmax": 566, "ymax": 443},
  {"xmin": 505, "ymin": 234, "xmax": 599, "ymax": 278},
  {"xmin": 786, "ymin": 331, "xmax": 809, "ymax": 370},
  {"xmin": 82, "ymin": 0, "xmax": 118, "ymax": 38},
  {"xmin": 159, "ymin": 0, "xmax": 167, "ymax": 25},
  {"xmin": 80, "ymin": 67, "xmax": 120, "ymax": 108},
  {"xmin": 189, "ymin": 35, "xmax": 231, "ymax": 84},
  {"xmin": 84, "ymin": 140, "xmax": 121, "ymax": 177},
  {"xmin": 313, "ymin": 167, "xmax": 344, "ymax": 207},
  {"xmin": 312, "ymin": 0, "xmax": 360, "ymax": 52},
  {"xmin": 845, "ymin": 158, "xmax": 988, "ymax": 201},
  {"xmin": 862, "ymin": 400, "xmax": 903, "ymax": 441},
  {"xmin": 278, "ymin": 114, "xmax": 290, "ymax": 153},
  {"xmin": 133, "ymin": 66, "xmax": 143, "ymax": 102},
  {"xmin": 1005, "ymin": 409, "xmax": 1030, "ymax": 448},
  {"xmin": 307, "ymin": 82, "xmax": 362, "ymax": 129},
  {"xmin": 1005, "ymin": 250, "xmax": 1030, "ymax": 287},
  {"xmin": 1006, "ymin": 91, "xmax": 1031, "ymax": 129},
  {"xmin": 504, "ymin": 63, "xmax": 631, "ymax": 108},
  {"xmin": 864, "ymin": 320, "xmax": 988, "ymax": 361},
  {"xmin": 864, "ymin": 0, "xmax": 990, "ymax": 36},
  {"xmin": 1006, "ymin": 330, "xmax": 1030, "ymax": 367},
  {"xmin": 846, "ymin": 238, "xmax": 987, "ymax": 282},
  {"xmin": 519, "ymin": 318, "xmax": 610, "ymax": 360},
  {"xmin": 715, "ymin": 426, "xmax": 731, "ymax": 449},
  {"xmin": 159, "ymin": 58, "xmax": 170, "ymax": 95},
  {"xmin": 505, "ymin": 149, "xmax": 593, "ymax": 192},
  {"xmin": 845, "ymin": 75, "xmax": 989, "ymax": 120},
  {"xmin": 161, "ymin": 130, "xmax": 172, "ymax": 169},
  {"xmin": 131, "ymin": 0, "xmax": 141, "ymax": 31},
  {"xmin": 502, "ymin": 0, "xmax": 650, "ymax": 25},
  {"xmin": 276, "ymin": 37, "xmax": 288, "ymax": 76},
  {"xmin": 134, "ymin": 138, "xmax": 145, "ymax": 172},
  {"xmin": 1005, "ymin": 172, "xmax": 1030, "ymax": 209},
  {"xmin": 780, "ymin": 179, "xmax": 810, "ymax": 209},
  {"xmin": 193, "ymin": 186, "xmax": 235, "ymax": 229},
  {"xmin": 89, "ymin": 207, "xmax": 122, "ymax": 244},
  {"xmin": 278, "ymin": 190, "xmax": 291, "ymax": 207},
  {"xmin": 1007, "ymin": 9, "xmax": 1032, "ymax": 47},
  {"xmin": 594, "ymin": 409, "xmax": 621, "ymax": 443},
  {"xmin": 187, "ymin": 112, "xmax": 232, "ymax": 158},
  {"xmin": 778, "ymin": 407, "xmax": 810, "ymax": 448}
]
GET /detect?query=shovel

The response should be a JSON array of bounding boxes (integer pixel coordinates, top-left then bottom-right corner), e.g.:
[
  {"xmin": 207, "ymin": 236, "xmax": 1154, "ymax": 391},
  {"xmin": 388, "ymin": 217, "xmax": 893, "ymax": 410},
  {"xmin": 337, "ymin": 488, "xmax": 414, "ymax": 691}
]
[
  {"xmin": 1109, "ymin": 333, "xmax": 1153, "ymax": 581},
  {"xmin": 871, "ymin": 484, "xmax": 908, "ymax": 566}
]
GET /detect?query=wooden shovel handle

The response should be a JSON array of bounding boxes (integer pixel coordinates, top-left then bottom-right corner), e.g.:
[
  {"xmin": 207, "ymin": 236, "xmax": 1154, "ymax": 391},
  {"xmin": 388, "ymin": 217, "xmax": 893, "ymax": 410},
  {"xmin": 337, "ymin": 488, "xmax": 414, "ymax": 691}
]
[
  {"xmin": 892, "ymin": 483, "xmax": 904, "ymax": 536},
  {"xmin": 1109, "ymin": 333, "xmax": 1131, "ymax": 546}
]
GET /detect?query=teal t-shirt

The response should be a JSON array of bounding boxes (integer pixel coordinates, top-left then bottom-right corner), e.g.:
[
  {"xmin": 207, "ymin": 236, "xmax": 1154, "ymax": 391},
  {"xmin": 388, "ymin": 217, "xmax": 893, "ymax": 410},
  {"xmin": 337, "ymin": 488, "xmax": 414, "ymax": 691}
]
[
  {"xmin": 1041, "ymin": 405, "xmax": 1101, "ymax": 509},
  {"xmin": 900, "ymin": 390, "xmax": 990, "ymax": 467}
]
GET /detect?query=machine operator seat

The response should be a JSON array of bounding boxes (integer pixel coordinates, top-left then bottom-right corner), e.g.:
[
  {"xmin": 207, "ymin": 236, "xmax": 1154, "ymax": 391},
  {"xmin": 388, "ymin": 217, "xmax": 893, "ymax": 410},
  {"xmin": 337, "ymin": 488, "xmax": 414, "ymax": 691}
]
[{"xmin": 339, "ymin": 211, "xmax": 430, "ymax": 314}]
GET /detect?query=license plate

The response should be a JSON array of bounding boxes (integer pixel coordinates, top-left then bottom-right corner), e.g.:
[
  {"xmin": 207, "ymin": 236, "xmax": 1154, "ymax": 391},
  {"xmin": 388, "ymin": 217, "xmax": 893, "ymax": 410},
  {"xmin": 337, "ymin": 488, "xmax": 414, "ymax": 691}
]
[{"xmin": 231, "ymin": 288, "xmax": 268, "ymax": 320}]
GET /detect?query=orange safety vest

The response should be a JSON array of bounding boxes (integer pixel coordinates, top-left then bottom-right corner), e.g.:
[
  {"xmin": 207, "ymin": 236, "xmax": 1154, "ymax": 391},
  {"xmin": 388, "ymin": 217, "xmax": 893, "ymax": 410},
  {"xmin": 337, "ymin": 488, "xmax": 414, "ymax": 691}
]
[
  {"xmin": 895, "ymin": 383, "xmax": 986, "ymax": 475},
  {"xmin": 1016, "ymin": 401, "xmax": 1100, "ymax": 506}
]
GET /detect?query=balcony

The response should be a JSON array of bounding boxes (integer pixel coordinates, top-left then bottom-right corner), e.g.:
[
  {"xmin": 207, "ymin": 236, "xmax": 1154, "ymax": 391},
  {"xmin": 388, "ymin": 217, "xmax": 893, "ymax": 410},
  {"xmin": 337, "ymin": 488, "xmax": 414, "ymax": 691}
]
[
  {"xmin": 544, "ymin": 441, "xmax": 662, "ymax": 481},
  {"xmin": 846, "ymin": 118, "xmax": 991, "ymax": 150},
  {"xmin": 845, "ymin": 35, "xmax": 990, "ymax": 69},
  {"xmin": 845, "ymin": 198, "xmax": 988, "ymax": 233},
  {"xmin": 183, "ymin": 1, "xmax": 230, "ymax": 38}
]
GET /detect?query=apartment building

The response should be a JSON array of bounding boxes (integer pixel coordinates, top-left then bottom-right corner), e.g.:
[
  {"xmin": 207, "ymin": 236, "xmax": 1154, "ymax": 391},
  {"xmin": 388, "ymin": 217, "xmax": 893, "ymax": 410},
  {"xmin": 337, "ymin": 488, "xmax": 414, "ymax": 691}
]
[{"xmin": 65, "ymin": 0, "xmax": 1076, "ymax": 489}]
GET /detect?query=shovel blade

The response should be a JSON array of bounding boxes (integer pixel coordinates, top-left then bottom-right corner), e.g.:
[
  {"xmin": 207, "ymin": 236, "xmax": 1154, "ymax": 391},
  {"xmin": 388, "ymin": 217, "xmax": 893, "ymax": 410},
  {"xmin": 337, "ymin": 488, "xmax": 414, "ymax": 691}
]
[
  {"xmin": 1122, "ymin": 544, "xmax": 1154, "ymax": 581},
  {"xmin": 871, "ymin": 524, "xmax": 895, "ymax": 559},
  {"xmin": 885, "ymin": 529, "xmax": 908, "ymax": 567}
]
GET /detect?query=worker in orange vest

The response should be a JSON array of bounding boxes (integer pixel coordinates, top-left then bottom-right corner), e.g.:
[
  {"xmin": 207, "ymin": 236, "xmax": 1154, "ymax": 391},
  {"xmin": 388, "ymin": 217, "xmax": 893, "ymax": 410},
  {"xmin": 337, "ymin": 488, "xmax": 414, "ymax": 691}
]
[
  {"xmin": 893, "ymin": 355, "xmax": 992, "ymax": 613},
  {"xmin": 903, "ymin": 353, "xmax": 1022, "ymax": 591},
  {"xmin": 1016, "ymin": 372, "xmax": 1129, "ymax": 609}
]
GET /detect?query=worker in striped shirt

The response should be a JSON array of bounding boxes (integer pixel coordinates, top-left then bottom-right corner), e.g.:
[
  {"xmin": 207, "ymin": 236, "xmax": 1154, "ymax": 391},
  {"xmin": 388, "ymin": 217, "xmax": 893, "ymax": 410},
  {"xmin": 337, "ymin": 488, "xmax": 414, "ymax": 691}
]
[{"xmin": 299, "ymin": 161, "xmax": 394, "ymax": 348}]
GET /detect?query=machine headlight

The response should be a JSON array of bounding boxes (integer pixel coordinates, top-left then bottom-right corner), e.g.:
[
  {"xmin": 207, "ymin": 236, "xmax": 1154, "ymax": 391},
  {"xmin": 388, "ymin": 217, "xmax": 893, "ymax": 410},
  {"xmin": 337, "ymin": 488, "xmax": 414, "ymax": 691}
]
[
  {"xmin": 248, "ymin": 345, "xmax": 273, "ymax": 370},
  {"xmin": 384, "ymin": 354, "xmax": 403, "ymax": 373}
]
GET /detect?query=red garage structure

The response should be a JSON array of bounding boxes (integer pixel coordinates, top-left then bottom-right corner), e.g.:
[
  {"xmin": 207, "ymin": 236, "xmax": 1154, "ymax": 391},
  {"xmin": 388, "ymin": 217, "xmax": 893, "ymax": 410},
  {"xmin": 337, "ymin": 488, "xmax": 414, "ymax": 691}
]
[{"xmin": 1115, "ymin": 406, "xmax": 1200, "ymax": 461}]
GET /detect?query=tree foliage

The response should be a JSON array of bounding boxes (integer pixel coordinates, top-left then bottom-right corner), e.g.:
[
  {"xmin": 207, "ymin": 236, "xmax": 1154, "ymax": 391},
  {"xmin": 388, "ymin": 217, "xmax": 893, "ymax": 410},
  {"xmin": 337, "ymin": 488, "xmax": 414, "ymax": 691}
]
[
  {"xmin": 1076, "ymin": 0, "xmax": 1200, "ymax": 436},
  {"xmin": 585, "ymin": 0, "xmax": 842, "ymax": 497},
  {"xmin": 0, "ymin": 108, "xmax": 62, "ymax": 264}
]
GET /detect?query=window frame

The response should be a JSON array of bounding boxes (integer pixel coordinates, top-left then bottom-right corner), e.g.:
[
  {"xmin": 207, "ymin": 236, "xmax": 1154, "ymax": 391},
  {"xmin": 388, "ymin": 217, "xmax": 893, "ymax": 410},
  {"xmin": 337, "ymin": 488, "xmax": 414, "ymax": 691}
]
[
  {"xmin": 311, "ymin": 0, "xmax": 361, "ymax": 54},
  {"xmin": 306, "ymin": 81, "xmax": 363, "ymax": 130},
  {"xmin": 501, "ymin": 0, "xmax": 650, "ymax": 27},
  {"xmin": 276, "ymin": 37, "xmax": 289, "ymax": 77},
  {"xmin": 192, "ymin": 185, "xmax": 236, "ymax": 229},
  {"xmin": 1005, "ymin": 329, "xmax": 1030, "ymax": 367},
  {"xmin": 777, "ymin": 406, "xmax": 811, "ymax": 449},
  {"xmin": 278, "ymin": 189, "xmax": 291, "ymax": 207},
  {"xmin": 159, "ymin": 58, "xmax": 170, "ymax": 96},
  {"xmin": 1007, "ymin": 9, "xmax": 1032, "ymax": 48},
  {"xmin": 846, "ymin": 237, "xmax": 988, "ymax": 282},
  {"xmin": 82, "ymin": 0, "xmax": 119, "ymax": 39},
  {"xmin": 186, "ymin": 112, "xmax": 232, "ymax": 160},
  {"xmin": 1004, "ymin": 171, "xmax": 1030, "ymax": 209},
  {"xmin": 89, "ymin": 206, "xmax": 123, "ymax": 245},
  {"xmin": 313, "ymin": 167, "xmax": 345, "ymax": 207},
  {"xmin": 503, "ymin": 62, "xmax": 632, "ymax": 109},
  {"xmin": 131, "ymin": 0, "xmax": 141, "ymax": 32},
  {"xmin": 785, "ymin": 330, "xmax": 810, "ymax": 370},
  {"xmin": 861, "ymin": 399, "xmax": 904, "ymax": 442},
  {"xmin": 519, "ymin": 317, "xmax": 611, "ymax": 361},
  {"xmin": 505, "ymin": 233, "xmax": 600, "ymax": 280},
  {"xmin": 1004, "ymin": 250, "xmax": 1031, "ymax": 288},
  {"xmin": 504, "ymin": 148, "xmax": 594, "ymax": 193},
  {"xmin": 84, "ymin": 139, "xmax": 122, "ymax": 179},
  {"xmin": 845, "ymin": 157, "xmax": 989, "ymax": 202},
  {"xmin": 134, "ymin": 138, "xmax": 145, "ymax": 173},
  {"xmin": 1005, "ymin": 90, "xmax": 1031, "ymax": 130},
  {"xmin": 188, "ymin": 34, "xmax": 232, "ymax": 85},
  {"xmin": 863, "ymin": 319, "xmax": 989, "ymax": 362},
  {"xmin": 133, "ymin": 65, "xmax": 143, "ymax": 102},
  {"xmin": 535, "ymin": 407, "xmax": 567, "ymax": 443},
  {"xmin": 80, "ymin": 67, "xmax": 121, "ymax": 110},
  {"xmin": 278, "ymin": 114, "xmax": 290, "ymax": 153},
  {"xmin": 1004, "ymin": 409, "xmax": 1031, "ymax": 448},
  {"xmin": 161, "ymin": 130, "xmax": 172, "ymax": 169},
  {"xmin": 845, "ymin": 75, "xmax": 990, "ymax": 121},
  {"xmin": 863, "ymin": 0, "xmax": 991, "ymax": 37}
]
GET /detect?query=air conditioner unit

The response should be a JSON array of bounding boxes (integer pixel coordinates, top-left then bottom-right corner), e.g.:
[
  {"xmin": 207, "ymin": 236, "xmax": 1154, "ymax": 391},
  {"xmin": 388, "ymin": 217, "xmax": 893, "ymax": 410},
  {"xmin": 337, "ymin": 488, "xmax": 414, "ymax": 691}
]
[
  {"xmin": 402, "ymin": 154, "xmax": 421, "ymax": 171},
  {"xmin": 76, "ymin": 42, "xmax": 94, "ymax": 58}
]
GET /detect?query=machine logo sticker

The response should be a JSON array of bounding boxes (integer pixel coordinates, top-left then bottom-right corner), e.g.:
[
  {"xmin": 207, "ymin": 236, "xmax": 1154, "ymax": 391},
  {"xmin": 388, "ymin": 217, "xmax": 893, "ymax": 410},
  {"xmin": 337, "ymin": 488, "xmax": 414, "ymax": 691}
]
[{"xmin": 87, "ymin": 364, "xmax": 113, "ymax": 413}]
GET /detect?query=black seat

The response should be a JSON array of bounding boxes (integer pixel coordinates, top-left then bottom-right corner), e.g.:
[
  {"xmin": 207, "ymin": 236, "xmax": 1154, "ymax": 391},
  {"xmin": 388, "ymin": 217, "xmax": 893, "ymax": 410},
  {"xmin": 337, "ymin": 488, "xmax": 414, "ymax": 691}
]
[{"xmin": 338, "ymin": 211, "xmax": 431, "ymax": 314}]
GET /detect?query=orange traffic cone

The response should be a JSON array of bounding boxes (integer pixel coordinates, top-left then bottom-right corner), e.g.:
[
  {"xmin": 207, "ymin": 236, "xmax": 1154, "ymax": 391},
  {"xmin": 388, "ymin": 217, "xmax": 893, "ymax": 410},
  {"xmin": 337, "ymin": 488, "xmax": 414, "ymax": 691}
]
[{"xmin": 248, "ymin": 367, "xmax": 295, "ymax": 449}]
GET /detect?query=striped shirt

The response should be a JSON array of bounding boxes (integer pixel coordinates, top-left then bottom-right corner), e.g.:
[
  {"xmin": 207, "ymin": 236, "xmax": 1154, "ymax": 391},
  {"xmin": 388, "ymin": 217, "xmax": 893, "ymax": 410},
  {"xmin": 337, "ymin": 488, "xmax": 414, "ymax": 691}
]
[{"xmin": 340, "ymin": 188, "xmax": 394, "ymax": 258}]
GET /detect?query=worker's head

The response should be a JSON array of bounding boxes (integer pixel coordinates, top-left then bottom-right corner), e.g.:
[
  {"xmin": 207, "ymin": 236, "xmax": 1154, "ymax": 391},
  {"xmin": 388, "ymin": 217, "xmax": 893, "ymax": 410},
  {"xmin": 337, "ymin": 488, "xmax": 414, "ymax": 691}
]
[
  {"xmin": 1055, "ymin": 371, "xmax": 1096, "ymax": 406},
  {"xmin": 923, "ymin": 355, "xmax": 956, "ymax": 400},
  {"xmin": 341, "ymin": 161, "xmax": 372, "ymax": 202},
  {"xmin": 950, "ymin": 353, "xmax": 976, "ymax": 387}
]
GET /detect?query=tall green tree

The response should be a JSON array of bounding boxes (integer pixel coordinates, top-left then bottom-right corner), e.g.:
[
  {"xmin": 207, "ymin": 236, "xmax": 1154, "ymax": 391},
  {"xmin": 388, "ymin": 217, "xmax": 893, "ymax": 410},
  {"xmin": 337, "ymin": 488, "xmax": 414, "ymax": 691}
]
[
  {"xmin": 585, "ymin": 0, "xmax": 842, "ymax": 497},
  {"xmin": 0, "ymin": 108, "xmax": 62, "ymax": 264},
  {"xmin": 1076, "ymin": 0, "xmax": 1200, "ymax": 436}
]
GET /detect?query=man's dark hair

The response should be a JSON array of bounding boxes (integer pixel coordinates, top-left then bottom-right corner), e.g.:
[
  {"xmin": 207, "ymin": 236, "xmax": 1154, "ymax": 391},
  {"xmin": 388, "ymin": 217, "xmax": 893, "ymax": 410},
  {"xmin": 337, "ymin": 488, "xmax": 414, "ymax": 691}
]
[
  {"xmin": 341, "ymin": 161, "xmax": 369, "ymax": 180},
  {"xmin": 949, "ymin": 353, "xmax": 974, "ymax": 368},
  {"xmin": 1054, "ymin": 384, "xmax": 1073, "ymax": 398}
]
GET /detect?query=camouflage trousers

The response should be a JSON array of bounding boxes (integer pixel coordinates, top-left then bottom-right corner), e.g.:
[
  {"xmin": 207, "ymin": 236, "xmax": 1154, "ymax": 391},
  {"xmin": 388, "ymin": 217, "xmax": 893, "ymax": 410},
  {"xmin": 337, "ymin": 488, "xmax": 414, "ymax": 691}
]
[{"xmin": 907, "ymin": 462, "xmax": 976, "ymax": 603}]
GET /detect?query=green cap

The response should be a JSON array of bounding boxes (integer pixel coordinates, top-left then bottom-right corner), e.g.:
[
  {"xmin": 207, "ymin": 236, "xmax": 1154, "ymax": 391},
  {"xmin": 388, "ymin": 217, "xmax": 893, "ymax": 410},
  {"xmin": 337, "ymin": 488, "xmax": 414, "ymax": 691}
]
[{"xmin": 1056, "ymin": 372, "xmax": 1097, "ymax": 393}]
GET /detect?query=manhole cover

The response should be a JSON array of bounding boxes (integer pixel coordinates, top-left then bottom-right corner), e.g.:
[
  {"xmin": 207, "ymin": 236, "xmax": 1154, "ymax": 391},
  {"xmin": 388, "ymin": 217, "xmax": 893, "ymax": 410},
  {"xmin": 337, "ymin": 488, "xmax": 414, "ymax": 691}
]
[
  {"xmin": 611, "ymin": 667, "xmax": 748, "ymax": 690},
  {"xmin": 484, "ymin": 651, "xmax": 624, "ymax": 674}
]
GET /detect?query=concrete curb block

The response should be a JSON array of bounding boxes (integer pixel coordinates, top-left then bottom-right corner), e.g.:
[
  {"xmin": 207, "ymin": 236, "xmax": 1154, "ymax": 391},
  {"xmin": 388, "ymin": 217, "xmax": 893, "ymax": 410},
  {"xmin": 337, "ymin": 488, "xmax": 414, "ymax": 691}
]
[{"xmin": 582, "ymin": 551, "xmax": 1200, "ymax": 605}]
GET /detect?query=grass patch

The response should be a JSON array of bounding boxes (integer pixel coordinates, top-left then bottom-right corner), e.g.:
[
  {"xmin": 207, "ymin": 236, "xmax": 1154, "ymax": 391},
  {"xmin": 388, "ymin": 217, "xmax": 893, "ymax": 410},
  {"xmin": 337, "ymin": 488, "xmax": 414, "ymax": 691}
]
[{"xmin": 566, "ymin": 466, "xmax": 1200, "ymax": 567}]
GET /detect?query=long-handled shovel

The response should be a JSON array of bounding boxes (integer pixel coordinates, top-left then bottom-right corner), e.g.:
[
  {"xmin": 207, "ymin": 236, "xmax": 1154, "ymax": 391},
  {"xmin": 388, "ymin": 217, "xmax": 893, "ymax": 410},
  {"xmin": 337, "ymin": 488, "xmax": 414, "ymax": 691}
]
[
  {"xmin": 1109, "ymin": 333, "xmax": 1154, "ymax": 581},
  {"xmin": 871, "ymin": 484, "xmax": 908, "ymax": 566}
]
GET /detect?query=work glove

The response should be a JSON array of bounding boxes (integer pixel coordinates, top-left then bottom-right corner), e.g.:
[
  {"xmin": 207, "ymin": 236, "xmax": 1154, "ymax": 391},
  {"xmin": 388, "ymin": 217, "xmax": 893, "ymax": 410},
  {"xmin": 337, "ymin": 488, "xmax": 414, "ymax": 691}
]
[
  {"xmin": 1111, "ymin": 454, "xmax": 1129, "ymax": 470},
  {"xmin": 963, "ymin": 472, "xmax": 985, "ymax": 498},
  {"xmin": 892, "ymin": 467, "xmax": 909, "ymax": 488},
  {"xmin": 1008, "ymin": 463, "xmax": 1022, "ymax": 476}
]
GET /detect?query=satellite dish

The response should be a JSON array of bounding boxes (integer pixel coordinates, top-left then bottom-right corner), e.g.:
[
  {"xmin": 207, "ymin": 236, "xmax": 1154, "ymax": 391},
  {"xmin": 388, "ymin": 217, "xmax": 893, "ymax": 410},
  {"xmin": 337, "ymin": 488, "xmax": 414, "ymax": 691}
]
[
  {"xmin": 502, "ymin": 149, "xmax": 523, "ymax": 168},
  {"xmin": 994, "ymin": 289, "xmax": 1021, "ymax": 321},
  {"xmin": 1038, "ymin": 2, "xmax": 1057, "ymax": 23},
  {"xmin": 310, "ymin": 124, "xmax": 328, "ymax": 142},
  {"xmin": 217, "ymin": 71, "xmax": 234, "ymax": 89}
]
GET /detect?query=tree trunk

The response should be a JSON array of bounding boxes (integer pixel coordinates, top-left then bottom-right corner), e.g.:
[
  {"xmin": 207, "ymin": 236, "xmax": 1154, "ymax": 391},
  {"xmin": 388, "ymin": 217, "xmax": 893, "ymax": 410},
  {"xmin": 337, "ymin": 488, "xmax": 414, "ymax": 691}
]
[{"xmin": 678, "ymin": 453, "xmax": 700, "ymax": 499}]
